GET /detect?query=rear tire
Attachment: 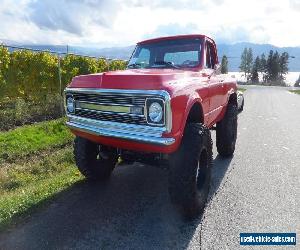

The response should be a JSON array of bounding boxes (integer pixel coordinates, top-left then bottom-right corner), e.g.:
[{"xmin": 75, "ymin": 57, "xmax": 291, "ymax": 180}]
[
  {"xmin": 74, "ymin": 136, "xmax": 118, "ymax": 181},
  {"xmin": 168, "ymin": 123, "xmax": 213, "ymax": 218},
  {"xmin": 240, "ymin": 100, "xmax": 244, "ymax": 111},
  {"xmin": 216, "ymin": 103, "xmax": 238, "ymax": 157}
]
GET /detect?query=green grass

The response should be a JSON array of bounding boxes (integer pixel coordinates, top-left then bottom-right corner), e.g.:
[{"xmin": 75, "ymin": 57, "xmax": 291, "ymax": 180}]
[
  {"xmin": 0, "ymin": 147, "xmax": 83, "ymax": 230},
  {"xmin": 289, "ymin": 90, "xmax": 300, "ymax": 95},
  {"xmin": 0, "ymin": 118, "xmax": 73, "ymax": 164},
  {"xmin": 0, "ymin": 119, "xmax": 80, "ymax": 230},
  {"xmin": 238, "ymin": 87, "xmax": 247, "ymax": 93}
]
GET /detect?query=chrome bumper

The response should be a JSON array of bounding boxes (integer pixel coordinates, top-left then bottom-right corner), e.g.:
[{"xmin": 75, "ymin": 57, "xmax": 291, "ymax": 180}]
[{"xmin": 67, "ymin": 115, "xmax": 175, "ymax": 146}]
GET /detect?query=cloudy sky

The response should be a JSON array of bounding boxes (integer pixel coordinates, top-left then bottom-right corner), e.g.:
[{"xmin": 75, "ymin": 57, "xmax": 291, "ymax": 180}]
[{"xmin": 0, "ymin": 0, "xmax": 299, "ymax": 47}]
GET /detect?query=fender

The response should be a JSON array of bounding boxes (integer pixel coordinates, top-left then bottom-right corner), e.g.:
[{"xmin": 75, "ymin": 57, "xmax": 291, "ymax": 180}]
[
  {"xmin": 216, "ymin": 86, "xmax": 237, "ymax": 123},
  {"xmin": 174, "ymin": 92, "xmax": 204, "ymax": 143},
  {"xmin": 227, "ymin": 87, "xmax": 237, "ymax": 99}
]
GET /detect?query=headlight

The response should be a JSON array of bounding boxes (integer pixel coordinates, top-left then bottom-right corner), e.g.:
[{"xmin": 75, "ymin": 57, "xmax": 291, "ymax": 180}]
[
  {"xmin": 146, "ymin": 98, "xmax": 165, "ymax": 126},
  {"xmin": 149, "ymin": 102, "xmax": 163, "ymax": 123},
  {"xmin": 66, "ymin": 97, "xmax": 75, "ymax": 113}
]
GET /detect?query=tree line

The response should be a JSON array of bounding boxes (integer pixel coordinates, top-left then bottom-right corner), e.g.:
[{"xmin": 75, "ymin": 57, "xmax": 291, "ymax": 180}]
[
  {"xmin": 240, "ymin": 48, "xmax": 289, "ymax": 85},
  {"xmin": 220, "ymin": 48, "xmax": 299, "ymax": 86}
]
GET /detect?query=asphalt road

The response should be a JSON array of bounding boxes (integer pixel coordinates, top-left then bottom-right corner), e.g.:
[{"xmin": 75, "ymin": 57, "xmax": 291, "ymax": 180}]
[{"xmin": 0, "ymin": 86, "xmax": 299, "ymax": 250}]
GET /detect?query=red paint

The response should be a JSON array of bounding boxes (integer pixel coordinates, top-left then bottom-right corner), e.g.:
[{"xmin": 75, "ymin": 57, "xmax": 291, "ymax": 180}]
[
  {"xmin": 68, "ymin": 35, "xmax": 237, "ymax": 153},
  {"xmin": 72, "ymin": 129, "xmax": 179, "ymax": 154}
]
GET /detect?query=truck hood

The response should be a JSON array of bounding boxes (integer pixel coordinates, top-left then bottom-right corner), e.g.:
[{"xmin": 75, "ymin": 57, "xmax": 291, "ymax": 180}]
[{"xmin": 69, "ymin": 69, "xmax": 206, "ymax": 94}]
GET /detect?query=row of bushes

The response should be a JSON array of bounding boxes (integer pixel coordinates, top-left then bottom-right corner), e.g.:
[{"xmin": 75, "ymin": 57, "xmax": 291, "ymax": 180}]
[
  {"xmin": 0, "ymin": 95, "xmax": 62, "ymax": 130},
  {"xmin": 0, "ymin": 46, "xmax": 127, "ymax": 130}
]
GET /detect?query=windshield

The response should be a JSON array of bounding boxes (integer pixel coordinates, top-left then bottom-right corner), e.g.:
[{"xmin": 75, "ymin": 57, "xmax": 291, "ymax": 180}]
[{"xmin": 127, "ymin": 38, "xmax": 203, "ymax": 69}]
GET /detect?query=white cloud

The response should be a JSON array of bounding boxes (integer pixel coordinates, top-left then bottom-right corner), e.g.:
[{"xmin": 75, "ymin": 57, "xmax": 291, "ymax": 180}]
[
  {"xmin": 29, "ymin": 0, "xmax": 119, "ymax": 35},
  {"xmin": 290, "ymin": 0, "xmax": 300, "ymax": 10},
  {"xmin": 126, "ymin": 0, "xmax": 222, "ymax": 10},
  {"xmin": 144, "ymin": 23, "xmax": 199, "ymax": 39},
  {"xmin": 0, "ymin": 0, "xmax": 299, "ymax": 47}
]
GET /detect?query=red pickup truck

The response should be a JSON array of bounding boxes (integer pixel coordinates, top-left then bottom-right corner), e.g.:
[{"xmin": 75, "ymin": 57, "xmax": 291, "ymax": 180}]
[{"xmin": 64, "ymin": 34, "xmax": 237, "ymax": 217}]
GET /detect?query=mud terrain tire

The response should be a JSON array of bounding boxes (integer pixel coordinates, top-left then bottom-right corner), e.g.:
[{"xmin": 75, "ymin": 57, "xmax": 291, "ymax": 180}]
[
  {"xmin": 168, "ymin": 123, "xmax": 213, "ymax": 218},
  {"xmin": 216, "ymin": 103, "xmax": 238, "ymax": 157},
  {"xmin": 74, "ymin": 136, "xmax": 118, "ymax": 181}
]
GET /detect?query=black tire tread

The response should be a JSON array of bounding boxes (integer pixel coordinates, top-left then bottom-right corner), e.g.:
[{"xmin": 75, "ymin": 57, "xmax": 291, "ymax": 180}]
[
  {"xmin": 74, "ymin": 136, "xmax": 118, "ymax": 181},
  {"xmin": 216, "ymin": 103, "xmax": 238, "ymax": 157},
  {"xmin": 168, "ymin": 123, "xmax": 213, "ymax": 218}
]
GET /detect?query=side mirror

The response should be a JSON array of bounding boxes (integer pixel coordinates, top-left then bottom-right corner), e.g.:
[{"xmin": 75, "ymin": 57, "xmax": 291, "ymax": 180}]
[{"xmin": 214, "ymin": 64, "xmax": 221, "ymax": 74}]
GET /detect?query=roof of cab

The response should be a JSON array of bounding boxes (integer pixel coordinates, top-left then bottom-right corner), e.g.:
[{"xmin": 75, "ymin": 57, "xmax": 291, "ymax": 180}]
[{"xmin": 138, "ymin": 34, "xmax": 213, "ymax": 45}]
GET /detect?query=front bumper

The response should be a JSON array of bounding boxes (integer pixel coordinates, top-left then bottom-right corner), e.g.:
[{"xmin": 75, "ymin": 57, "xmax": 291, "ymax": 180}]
[{"xmin": 66, "ymin": 115, "xmax": 175, "ymax": 146}]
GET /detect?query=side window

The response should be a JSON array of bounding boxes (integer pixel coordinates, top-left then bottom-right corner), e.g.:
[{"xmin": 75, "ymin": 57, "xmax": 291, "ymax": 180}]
[
  {"xmin": 205, "ymin": 42, "xmax": 216, "ymax": 69},
  {"xmin": 205, "ymin": 42, "xmax": 212, "ymax": 68},
  {"xmin": 209, "ymin": 43, "xmax": 216, "ymax": 69}
]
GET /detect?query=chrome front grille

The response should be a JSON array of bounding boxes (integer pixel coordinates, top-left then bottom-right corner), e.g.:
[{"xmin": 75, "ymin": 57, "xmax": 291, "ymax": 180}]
[
  {"xmin": 72, "ymin": 93, "xmax": 146, "ymax": 106},
  {"xmin": 65, "ymin": 88, "xmax": 172, "ymax": 133},
  {"xmin": 75, "ymin": 109, "xmax": 147, "ymax": 125},
  {"xmin": 69, "ymin": 91, "xmax": 157, "ymax": 126}
]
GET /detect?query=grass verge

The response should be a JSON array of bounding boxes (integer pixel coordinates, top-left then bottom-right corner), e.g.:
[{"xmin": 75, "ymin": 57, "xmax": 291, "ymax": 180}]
[
  {"xmin": 0, "ymin": 146, "xmax": 82, "ymax": 230},
  {"xmin": 289, "ymin": 90, "xmax": 300, "ymax": 95},
  {"xmin": 238, "ymin": 87, "xmax": 247, "ymax": 93},
  {"xmin": 0, "ymin": 118, "xmax": 73, "ymax": 164}
]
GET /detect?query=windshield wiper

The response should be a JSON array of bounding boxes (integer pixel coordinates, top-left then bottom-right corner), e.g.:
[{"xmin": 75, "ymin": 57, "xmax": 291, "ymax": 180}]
[
  {"xmin": 152, "ymin": 61, "xmax": 180, "ymax": 69},
  {"xmin": 127, "ymin": 63, "xmax": 142, "ymax": 69}
]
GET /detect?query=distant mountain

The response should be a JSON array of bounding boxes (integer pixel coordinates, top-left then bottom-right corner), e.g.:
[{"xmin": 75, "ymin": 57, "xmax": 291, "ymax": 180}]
[
  {"xmin": 0, "ymin": 39, "xmax": 22, "ymax": 46},
  {"xmin": 1, "ymin": 42, "xmax": 135, "ymax": 60},
  {"xmin": 1, "ymin": 40, "xmax": 300, "ymax": 71}
]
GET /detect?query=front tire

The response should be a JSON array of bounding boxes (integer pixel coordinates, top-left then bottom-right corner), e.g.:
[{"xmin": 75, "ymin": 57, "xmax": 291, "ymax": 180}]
[
  {"xmin": 216, "ymin": 103, "xmax": 238, "ymax": 157},
  {"xmin": 168, "ymin": 123, "xmax": 213, "ymax": 218},
  {"xmin": 74, "ymin": 136, "xmax": 118, "ymax": 181}
]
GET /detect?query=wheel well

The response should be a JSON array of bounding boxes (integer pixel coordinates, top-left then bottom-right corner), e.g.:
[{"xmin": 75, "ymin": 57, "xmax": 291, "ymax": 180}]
[
  {"xmin": 186, "ymin": 102, "xmax": 204, "ymax": 124},
  {"xmin": 228, "ymin": 93, "xmax": 237, "ymax": 106}
]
